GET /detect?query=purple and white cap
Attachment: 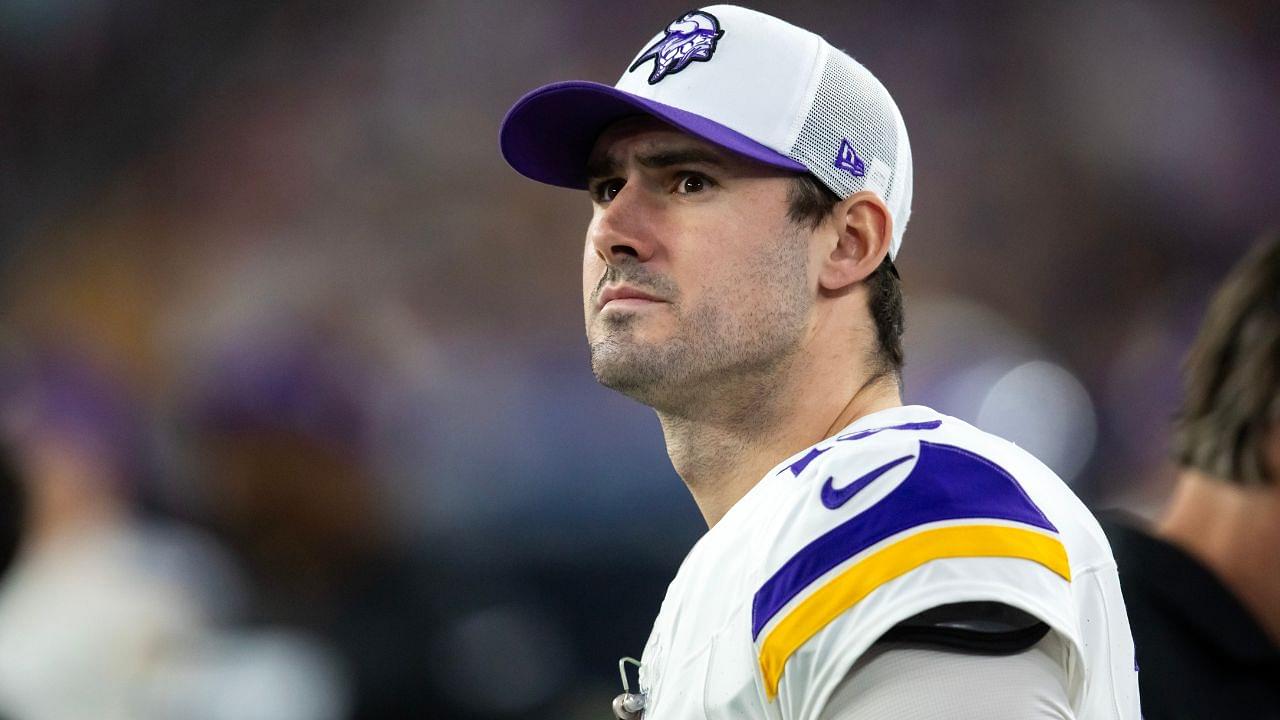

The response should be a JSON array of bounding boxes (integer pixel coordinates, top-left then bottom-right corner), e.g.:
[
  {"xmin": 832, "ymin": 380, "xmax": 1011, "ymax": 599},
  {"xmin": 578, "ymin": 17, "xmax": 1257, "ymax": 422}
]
[{"xmin": 499, "ymin": 4, "xmax": 914, "ymax": 258}]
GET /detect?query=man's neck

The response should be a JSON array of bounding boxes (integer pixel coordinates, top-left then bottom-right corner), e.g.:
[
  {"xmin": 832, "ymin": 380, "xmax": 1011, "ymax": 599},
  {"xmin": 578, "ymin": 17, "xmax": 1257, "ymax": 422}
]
[
  {"xmin": 1156, "ymin": 469, "xmax": 1280, "ymax": 648},
  {"xmin": 657, "ymin": 363, "xmax": 901, "ymax": 528}
]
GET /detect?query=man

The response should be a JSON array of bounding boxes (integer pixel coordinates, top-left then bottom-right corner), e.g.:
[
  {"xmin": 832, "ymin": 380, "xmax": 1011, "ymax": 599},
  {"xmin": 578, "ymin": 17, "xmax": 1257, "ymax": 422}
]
[
  {"xmin": 500, "ymin": 6, "xmax": 1140, "ymax": 719},
  {"xmin": 1103, "ymin": 232, "xmax": 1280, "ymax": 718}
]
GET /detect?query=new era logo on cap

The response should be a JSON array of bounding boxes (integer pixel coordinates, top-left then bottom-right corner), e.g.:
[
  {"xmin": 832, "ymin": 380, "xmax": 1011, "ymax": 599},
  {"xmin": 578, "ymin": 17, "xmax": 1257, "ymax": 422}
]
[{"xmin": 834, "ymin": 139, "xmax": 867, "ymax": 178}]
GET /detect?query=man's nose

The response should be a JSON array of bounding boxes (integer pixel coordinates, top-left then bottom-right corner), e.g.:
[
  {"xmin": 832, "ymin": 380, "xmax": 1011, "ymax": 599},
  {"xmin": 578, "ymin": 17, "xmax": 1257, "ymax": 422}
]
[{"xmin": 589, "ymin": 183, "xmax": 660, "ymax": 265}]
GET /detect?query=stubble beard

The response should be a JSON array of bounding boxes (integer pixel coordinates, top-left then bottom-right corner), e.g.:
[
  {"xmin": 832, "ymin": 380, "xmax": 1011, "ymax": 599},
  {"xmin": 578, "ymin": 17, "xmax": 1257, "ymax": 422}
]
[{"xmin": 588, "ymin": 234, "xmax": 812, "ymax": 419}]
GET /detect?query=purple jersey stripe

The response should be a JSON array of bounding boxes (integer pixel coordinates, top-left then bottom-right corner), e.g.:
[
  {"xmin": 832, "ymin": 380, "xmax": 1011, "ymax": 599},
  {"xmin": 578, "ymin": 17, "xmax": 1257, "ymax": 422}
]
[
  {"xmin": 835, "ymin": 419, "xmax": 942, "ymax": 442},
  {"xmin": 750, "ymin": 441, "xmax": 1058, "ymax": 640},
  {"xmin": 778, "ymin": 419, "xmax": 942, "ymax": 477}
]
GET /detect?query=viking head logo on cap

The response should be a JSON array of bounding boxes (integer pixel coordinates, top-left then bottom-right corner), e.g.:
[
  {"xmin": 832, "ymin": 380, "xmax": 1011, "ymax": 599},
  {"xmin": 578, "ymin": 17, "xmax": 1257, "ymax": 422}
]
[{"xmin": 628, "ymin": 10, "xmax": 724, "ymax": 85}]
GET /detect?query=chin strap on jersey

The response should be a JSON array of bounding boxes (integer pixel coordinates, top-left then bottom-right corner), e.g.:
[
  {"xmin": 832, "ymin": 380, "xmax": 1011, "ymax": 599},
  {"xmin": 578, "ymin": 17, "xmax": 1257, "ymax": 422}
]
[{"xmin": 612, "ymin": 656, "xmax": 646, "ymax": 720}]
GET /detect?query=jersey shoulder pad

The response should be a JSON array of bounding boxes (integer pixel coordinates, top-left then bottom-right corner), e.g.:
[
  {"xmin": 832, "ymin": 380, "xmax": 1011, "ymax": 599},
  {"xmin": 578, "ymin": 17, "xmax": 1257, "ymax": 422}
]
[{"xmin": 750, "ymin": 416, "xmax": 1073, "ymax": 702}]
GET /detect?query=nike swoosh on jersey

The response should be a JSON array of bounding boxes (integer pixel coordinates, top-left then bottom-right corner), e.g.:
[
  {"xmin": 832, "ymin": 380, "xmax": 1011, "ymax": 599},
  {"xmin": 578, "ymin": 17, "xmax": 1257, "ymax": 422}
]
[{"xmin": 819, "ymin": 454, "xmax": 914, "ymax": 509}]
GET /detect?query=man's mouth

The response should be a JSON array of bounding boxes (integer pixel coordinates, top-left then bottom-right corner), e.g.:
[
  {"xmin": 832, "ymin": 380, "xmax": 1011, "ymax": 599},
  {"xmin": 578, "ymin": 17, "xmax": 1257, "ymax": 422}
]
[{"xmin": 598, "ymin": 285, "xmax": 666, "ymax": 311}]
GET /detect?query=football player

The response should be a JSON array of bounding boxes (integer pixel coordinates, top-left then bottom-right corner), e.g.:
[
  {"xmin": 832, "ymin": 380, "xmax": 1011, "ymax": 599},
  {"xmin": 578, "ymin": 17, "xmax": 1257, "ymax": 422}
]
[{"xmin": 500, "ymin": 6, "xmax": 1141, "ymax": 718}]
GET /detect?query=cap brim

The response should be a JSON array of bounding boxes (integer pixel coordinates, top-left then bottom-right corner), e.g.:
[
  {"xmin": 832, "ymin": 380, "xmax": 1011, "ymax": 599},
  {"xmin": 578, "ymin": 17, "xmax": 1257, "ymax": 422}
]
[{"xmin": 499, "ymin": 80, "xmax": 807, "ymax": 189}]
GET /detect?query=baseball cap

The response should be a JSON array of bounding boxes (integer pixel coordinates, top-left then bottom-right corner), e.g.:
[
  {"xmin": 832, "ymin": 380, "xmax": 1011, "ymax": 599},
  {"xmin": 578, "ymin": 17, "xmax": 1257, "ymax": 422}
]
[{"xmin": 499, "ymin": 4, "xmax": 913, "ymax": 258}]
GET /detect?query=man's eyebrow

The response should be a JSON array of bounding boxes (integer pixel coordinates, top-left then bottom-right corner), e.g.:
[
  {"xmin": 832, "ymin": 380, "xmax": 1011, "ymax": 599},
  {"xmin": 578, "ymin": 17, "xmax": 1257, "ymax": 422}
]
[
  {"xmin": 636, "ymin": 148, "xmax": 726, "ymax": 169},
  {"xmin": 585, "ymin": 147, "xmax": 726, "ymax": 180}
]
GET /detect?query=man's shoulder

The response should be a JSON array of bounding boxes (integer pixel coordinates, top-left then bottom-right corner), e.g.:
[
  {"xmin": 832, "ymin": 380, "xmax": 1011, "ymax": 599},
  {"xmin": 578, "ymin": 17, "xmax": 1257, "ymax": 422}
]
[
  {"xmin": 747, "ymin": 406, "xmax": 1090, "ymax": 702},
  {"xmin": 754, "ymin": 405, "xmax": 1077, "ymax": 597}
]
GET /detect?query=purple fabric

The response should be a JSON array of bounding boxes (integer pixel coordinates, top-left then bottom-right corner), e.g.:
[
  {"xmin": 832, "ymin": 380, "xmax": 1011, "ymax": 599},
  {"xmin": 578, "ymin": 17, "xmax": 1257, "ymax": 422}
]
[
  {"xmin": 499, "ymin": 81, "xmax": 806, "ymax": 189},
  {"xmin": 779, "ymin": 420, "xmax": 941, "ymax": 477},
  {"xmin": 750, "ymin": 441, "xmax": 1059, "ymax": 640},
  {"xmin": 781, "ymin": 446, "xmax": 830, "ymax": 477},
  {"xmin": 835, "ymin": 419, "xmax": 943, "ymax": 443}
]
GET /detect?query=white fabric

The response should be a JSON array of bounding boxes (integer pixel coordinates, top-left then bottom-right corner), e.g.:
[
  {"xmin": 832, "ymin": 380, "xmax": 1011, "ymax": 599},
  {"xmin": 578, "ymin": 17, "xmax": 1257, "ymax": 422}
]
[
  {"xmin": 614, "ymin": 5, "xmax": 913, "ymax": 258},
  {"xmin": 615, "ymin": 5, "xmax": 822, "ymax": 156},
  {"xmin": 634, "ymin": 405, "xmax": 1140, "ymax": 720},
  {"xmin": 816, "ymin": 632, "xmax": 1075, "ymax": 720}
]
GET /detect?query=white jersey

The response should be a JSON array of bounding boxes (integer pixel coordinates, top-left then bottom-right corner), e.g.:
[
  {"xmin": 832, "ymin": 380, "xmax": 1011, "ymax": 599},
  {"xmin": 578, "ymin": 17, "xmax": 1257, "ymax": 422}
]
[{"xmin": 635, "ymin": 405, "xmax": 1140, "ymax": 720}]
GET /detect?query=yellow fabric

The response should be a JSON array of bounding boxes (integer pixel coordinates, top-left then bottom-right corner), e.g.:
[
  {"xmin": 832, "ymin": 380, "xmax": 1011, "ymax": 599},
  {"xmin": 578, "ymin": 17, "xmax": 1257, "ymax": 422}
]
[{"xmin": 759, "ymin": 524, "xmax": 1071, "ymax": 698}]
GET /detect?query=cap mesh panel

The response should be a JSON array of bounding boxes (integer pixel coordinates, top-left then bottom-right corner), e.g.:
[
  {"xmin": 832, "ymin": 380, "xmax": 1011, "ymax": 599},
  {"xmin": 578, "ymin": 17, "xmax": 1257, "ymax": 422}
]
[{"xmin": 788, "ymin": 48, "xmax": 912, "ymax": 255}]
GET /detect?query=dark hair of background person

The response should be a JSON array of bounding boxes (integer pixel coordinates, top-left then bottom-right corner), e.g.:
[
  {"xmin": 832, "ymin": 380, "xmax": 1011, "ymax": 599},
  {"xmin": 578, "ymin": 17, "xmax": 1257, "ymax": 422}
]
[
  {"xmin": 787, "ymin": 174, "xmax": 905, "ymax": 378},
  {"xmin": 0, "ymin": 445, "xmax": 22, "ymax": 577},
  {"xmin": 1172, "ymin": 229, "xmax": 1280, "ymax": 486}
]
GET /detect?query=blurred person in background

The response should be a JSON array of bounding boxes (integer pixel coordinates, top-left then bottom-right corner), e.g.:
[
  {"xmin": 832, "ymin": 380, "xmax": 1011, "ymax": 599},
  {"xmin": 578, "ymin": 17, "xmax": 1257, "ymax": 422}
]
[
  {"xmin": 178, "ymin": 328, "xmax": 435, "ymax": 720},
  {"xmin": 181, "ymin": 330, "xmax": 388, "ymax": 625},
  {"xmin": 1103, "ymin": 230, "xmax": 1280, "ymax": 718},
  {"xmin": 175, "ymin": 324, "xmax": 561, "ymax": 720},
  {"xmin": 0, "ymin": 343, "xmax": 349, "ymax": 720}
]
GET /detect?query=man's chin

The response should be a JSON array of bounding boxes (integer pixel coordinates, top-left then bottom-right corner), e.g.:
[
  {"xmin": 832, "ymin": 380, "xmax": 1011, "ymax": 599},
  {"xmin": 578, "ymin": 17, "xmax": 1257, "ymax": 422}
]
[
  {"xmin": 587, "ymin": 321, "xmax": 663, "ymax": 357},
  {"xmin": 589, "ymin": 346, "xmax": 671, "ymax": 398},
  {"xmin": 592, "ymin": 305, "xmax": 676, "ymax": 335}
]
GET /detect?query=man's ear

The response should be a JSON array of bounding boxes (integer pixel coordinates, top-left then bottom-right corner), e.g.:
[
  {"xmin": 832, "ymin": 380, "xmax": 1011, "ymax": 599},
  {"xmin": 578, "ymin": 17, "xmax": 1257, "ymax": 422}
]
[{"xmin": 818, "ymin": 190, "xmax": 892, "ymax": 292}]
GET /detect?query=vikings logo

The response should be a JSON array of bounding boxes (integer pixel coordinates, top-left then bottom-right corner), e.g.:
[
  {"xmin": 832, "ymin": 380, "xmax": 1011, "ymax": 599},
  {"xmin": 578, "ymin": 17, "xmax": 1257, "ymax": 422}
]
[{"xmin": 628, "ymin": 10, "xmax": 724, "ymax": 85}]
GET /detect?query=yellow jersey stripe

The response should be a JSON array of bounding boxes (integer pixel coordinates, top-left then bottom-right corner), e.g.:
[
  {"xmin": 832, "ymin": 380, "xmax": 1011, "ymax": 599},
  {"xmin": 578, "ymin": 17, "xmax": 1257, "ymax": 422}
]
[{"xmin": 758, "ymin": 523, "xmax": 1070, "ymax": 698}]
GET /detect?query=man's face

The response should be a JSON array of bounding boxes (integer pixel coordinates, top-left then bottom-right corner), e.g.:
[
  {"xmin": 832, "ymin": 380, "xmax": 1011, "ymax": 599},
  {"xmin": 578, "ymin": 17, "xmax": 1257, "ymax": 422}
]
[{"xmin": 582, "ymin": 117, "xmax": 816, "ymax": 412}]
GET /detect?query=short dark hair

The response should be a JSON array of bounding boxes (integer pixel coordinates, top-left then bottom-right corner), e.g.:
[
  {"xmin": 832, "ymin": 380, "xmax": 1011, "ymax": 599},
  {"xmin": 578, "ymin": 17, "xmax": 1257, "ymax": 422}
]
[
  {"xmin": 1172, "ymin": 230, "xmax": 1280, "ymax": 486},
  {"xmin": 787, "ymin": 174, "xmax": 904, "ymax": 378}
]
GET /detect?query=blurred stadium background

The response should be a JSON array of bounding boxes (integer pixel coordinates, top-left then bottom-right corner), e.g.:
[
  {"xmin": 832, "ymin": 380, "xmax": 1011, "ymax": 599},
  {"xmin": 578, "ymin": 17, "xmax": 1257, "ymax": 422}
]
[{"xmin": 0, "ymin": 1, "xmax": 1276, "ymax": 718}]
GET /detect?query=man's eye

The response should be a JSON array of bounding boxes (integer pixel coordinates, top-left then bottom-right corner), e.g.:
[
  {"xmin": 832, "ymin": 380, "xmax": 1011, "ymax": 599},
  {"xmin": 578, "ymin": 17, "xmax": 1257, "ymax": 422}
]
[
  {"xmin": 593, "ymin": 179, "xmax": 624, "ymax": 202},
  {"xmin": 676, "ymin": 174, "xmax": 709, "ymax": 194}
]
